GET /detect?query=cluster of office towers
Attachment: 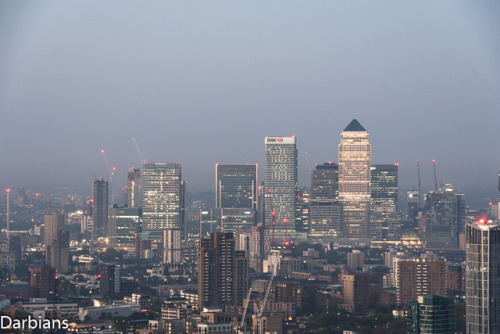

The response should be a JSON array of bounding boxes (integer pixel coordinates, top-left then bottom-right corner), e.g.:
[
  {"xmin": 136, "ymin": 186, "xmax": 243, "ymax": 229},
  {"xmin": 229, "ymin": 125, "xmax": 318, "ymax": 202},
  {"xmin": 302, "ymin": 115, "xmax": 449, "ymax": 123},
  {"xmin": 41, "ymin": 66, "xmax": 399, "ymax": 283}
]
[{"xmin": 89, "ymin": 119, "xmax": 400, "ymax": 246}]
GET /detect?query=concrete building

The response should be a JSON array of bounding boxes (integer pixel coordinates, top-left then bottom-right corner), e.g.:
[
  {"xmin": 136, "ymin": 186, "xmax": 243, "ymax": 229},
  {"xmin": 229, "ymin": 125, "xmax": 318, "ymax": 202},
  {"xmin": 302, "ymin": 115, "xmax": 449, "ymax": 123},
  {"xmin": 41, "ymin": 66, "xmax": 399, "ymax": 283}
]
[
  {"xmin": 29, "ymin": 265, "xmax": 56, "ymax": 299},
  {"xmin": 341, "ymin": 272, "xmax": 370, "ymax": 312},
  {"xmin": 396, "ymin": 259, "xmax": 446, "ymax": 306},
  {"xmin": 347, "ymin": 250, "xmax": 365, "ymax": 269},
  {"xmin": 164, "ymin": 229, "xmax": 182, "ymax": 265},
  {"xmin": 78, "ymin": 303, "xmax": 140, "ymax": 321},
  {"xmin": 198, "ymin": 233, "xmax": 248, "ymax": 309}
]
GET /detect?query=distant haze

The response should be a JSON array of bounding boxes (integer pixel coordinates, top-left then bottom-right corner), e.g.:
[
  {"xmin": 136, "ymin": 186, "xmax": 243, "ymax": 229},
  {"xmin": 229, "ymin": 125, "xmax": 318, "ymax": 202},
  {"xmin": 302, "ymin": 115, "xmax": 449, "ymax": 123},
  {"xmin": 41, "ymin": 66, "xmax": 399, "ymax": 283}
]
[{"xmin": 0, "ymin": 1, "xmax": 499, "ymax": 194}]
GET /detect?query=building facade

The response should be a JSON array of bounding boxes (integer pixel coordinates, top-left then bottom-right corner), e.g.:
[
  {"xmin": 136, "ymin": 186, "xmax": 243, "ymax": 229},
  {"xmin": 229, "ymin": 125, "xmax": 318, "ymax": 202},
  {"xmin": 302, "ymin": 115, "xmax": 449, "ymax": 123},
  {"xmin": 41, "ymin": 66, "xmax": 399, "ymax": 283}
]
[
  {"xmin": 466, "ymin": 219, "xmax": 500, "ymax": 334},
  {"xmin": 198, "ymin": 233, "xmax": 248, "ymax": 309},
  {"xmin": 92, "ymin": 178, "xmax": 109, "ymax": 240},
  {"xmin": 338, "ymin": 119, "xmax": 371, "ymax": 238},
  {"xmin": 215, "ymin": 164, "xmax": 257, "ymax": 209},
  {"xmin": 163, "ymin": 229, "xmax": 182, "ymax": 265},
  {"xmin": 371, "ymin": 164, "xmax": 400, "ymax": 241},
  {"xmin": 311, "ymin": 162, "xmax": 338, "ymax": 200},
  {"xmin": 407, "ymin": 295, "xmax": 455, "ymax": 334},
  {"xmin": 424, "ymin": 183, "xmax": 465, "ymax": 249},
  {"xmin": 127, "ymin": 167, "xmax": 141, "ymax": 208},
  {"xmin": 142, "ymin": 163, "xmax": 183, "ymax": 241},
  {"xmin": 264, "ymin": 136, "xmax": 298, "ymax": 234},
  {"xmin": 396, "ymin": 258, "xmax": 446, "ymax": 306}
]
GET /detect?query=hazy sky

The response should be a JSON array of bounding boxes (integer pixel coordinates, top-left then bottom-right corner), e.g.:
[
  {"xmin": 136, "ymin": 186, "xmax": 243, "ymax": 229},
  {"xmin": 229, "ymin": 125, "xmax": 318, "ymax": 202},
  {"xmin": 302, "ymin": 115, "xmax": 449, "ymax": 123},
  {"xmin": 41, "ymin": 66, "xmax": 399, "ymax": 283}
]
[{"xmin": 1, "ymin": 1, "xmax": 499, "ymax": 194}]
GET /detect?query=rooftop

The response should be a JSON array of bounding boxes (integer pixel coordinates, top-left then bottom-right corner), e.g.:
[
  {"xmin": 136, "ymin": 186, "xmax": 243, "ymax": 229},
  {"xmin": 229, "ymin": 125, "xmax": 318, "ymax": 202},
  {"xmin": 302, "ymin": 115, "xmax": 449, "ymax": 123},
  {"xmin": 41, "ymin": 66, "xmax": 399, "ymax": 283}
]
[{"xmin": 343, "ymin": 119, "xmax": 366, "ymax": 132}]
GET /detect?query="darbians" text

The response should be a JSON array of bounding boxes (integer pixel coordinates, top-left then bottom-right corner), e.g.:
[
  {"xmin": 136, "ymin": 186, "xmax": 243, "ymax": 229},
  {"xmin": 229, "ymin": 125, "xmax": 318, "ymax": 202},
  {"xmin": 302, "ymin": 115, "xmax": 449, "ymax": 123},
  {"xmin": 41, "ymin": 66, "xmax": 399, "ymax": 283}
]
[{"xmin": 1, "ymin": 316, "xmax": 69, "ymax": 330}]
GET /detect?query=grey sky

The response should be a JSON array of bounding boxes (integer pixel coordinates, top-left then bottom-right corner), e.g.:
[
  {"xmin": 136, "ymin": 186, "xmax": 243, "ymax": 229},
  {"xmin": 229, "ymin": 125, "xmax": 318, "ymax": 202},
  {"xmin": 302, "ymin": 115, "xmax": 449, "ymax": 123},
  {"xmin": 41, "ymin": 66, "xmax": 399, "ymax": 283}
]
[{"xmin": 0, "ymin": 1, "xmax": 499, "ymax": 194}]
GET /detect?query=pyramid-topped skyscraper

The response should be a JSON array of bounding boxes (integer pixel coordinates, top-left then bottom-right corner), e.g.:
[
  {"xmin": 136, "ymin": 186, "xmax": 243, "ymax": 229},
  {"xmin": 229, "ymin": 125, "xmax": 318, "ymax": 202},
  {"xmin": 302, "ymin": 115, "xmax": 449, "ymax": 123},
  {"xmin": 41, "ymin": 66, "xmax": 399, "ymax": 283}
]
[{"xmin": 338, "ymin": 119, "xmax": 371, "ymax": 238}]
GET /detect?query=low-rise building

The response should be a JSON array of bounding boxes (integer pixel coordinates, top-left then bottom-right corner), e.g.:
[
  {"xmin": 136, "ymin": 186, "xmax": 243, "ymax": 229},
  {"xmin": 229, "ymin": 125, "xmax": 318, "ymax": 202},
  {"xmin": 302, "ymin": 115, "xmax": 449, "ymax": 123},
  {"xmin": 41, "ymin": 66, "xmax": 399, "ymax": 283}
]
[{"xmin": 78, "ymin": 303, "xmax": 140, "ymax": 321}]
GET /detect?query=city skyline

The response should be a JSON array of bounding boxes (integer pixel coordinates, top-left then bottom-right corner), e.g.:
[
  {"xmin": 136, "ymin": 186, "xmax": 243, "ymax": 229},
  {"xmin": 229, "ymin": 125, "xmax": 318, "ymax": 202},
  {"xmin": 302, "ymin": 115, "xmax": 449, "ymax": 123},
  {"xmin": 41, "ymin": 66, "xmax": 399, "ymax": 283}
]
[{"xmin": 0, "ymin": 1, "xmax": 499, "ymax": 193}]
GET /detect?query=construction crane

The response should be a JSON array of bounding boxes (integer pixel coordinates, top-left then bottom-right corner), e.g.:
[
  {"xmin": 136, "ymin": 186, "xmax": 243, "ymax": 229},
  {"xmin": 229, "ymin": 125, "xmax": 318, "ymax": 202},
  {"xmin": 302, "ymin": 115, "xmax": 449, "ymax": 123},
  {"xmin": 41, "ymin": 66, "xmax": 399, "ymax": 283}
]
[
  {"xmin": 268, "ymin": 190, "xmax": 276, "ymax": 248},
  {"xmin": 256, "ymin": 263, "xmax": 278, "ymax": 334},
  {"xmin": 237, "ymin": 288, "xmax": 253, "ymax": 334},
  {"xmin": 132, "ymin": 137, "xmax": 147, "ymax": 165},
  {"xmin": 432, "ymin": 159, "xmax": 438, "ymax": 192},
  {"xmin": 417, "ymin": 160, "xmax": 421, "ymax": 208},
  {"xmin": 101, "ymin": 149, "xmax": 117, "ymax": 244},
  {"xmin": 283, "ymin": 218, "xmax": 289, "ymax": 249},
  {"xmin": 5, "ymin": 188, "xmax": 10, "ymax": 239}
]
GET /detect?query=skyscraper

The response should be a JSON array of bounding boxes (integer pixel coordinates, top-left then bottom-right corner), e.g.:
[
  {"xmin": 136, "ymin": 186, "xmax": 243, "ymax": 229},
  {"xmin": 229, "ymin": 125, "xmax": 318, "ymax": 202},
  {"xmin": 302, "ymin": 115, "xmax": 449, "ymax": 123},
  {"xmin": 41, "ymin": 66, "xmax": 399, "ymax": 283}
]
[
  {"xmin": 396, "ymin": 258, "xmax": 446, "ymax": 306},
  {"xmin": 92, "ymin": 178, "xmax": 109, "ymax": 240},
  {"xmin": 99, "ymin": 263, "xmax": 120, "ymax": 296},
  {"xmin": 44, "ymin": 213, "xmax": 64, "ymax": 246},
  {"xmin": 142, "ymin": 163, "xmax": 183, "ymax": 241},
  {"xmin": 370, "ymin": 164, "xmax": 400, "ymax": 241},
  {"xmin": 44, "ymin": 213, "xmax": 69, "ymax": 273},
  {"xmin": 215, "ymin": 164, "xmax": 257, "ymax": 209},
  {"xmin": 234, "ymin": 250, "xmax": 249, "ymax": 307},
  {"xmin": 424, "ymin": 182, "xmax": 465, "ymax": 249},
  {"xmin": 127, "ymin": 167, "xmax": 141, "ymax": 208},
  {"xmin": 466, "ymin": 219, "xmax": 500, "ymax": 333},
  {"xmin": 311, "ymin": 162, "xmax": 338, "ymax": 200},
  {"xmin": 338, "ymin": 119, "xmax": 371, "ymax": 238},
  {"xmin": 309, "ymin": 162, "xmax": 341, "ymax": 238},
  {"xmin": 407, "ymin": 295, "xmax": 455, "ymax": 334},
  {"xmin": 198, "ymin": 232, "xmax": 246, "ymax": 309},
  {"xmin": 265, "ymin": 136, "xmax": 298, "ymax": 234}
]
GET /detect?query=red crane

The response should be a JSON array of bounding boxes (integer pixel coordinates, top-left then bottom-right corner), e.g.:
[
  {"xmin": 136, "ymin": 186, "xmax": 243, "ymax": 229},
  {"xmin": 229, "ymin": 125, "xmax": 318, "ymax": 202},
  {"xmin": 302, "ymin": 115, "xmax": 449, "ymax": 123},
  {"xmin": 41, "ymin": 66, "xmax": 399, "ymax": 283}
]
[
  {"xmin": 432, "ymin": 159, "xmax": 438, "ymax": 191},
  {"xmin": 283, "ymin": 218, "xmax": 289, "ymax": 249},
  {"xmin": 268, "ymin": 190, "xmax": 276, "ymax": 248}
]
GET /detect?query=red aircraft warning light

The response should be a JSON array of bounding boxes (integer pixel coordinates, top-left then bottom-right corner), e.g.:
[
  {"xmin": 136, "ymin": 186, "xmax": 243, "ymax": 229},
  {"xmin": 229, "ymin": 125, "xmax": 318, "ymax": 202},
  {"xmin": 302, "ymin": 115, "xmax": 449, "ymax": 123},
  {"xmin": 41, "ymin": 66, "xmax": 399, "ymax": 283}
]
[{"xmin": 478, "ymin": 218, "xmax": 487, "ymax": 225}]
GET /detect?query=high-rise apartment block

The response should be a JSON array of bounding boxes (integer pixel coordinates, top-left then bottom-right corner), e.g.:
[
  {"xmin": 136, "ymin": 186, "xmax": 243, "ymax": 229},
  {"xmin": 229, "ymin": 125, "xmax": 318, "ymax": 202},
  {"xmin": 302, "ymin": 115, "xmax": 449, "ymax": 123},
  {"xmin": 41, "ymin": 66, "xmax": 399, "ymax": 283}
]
[
  {"xmin": 215, "ymin": 164, "xmax": 257, "ymax": 209},
  {"xmin": 44, "ymin": 213, "xmax": 64, "ymax": 246},
  {"xmin": 424, "ymin": 183, "xmax": 465, "ymax": 249},
  {"xmin": 338, "ymin": 120, "xmax": 371, "ymax": 238},
  {"xmin": 234, "ymin": 250, "xmax": 249, "ymax": 307},
  {"xmin": 396, "ymin": 258, "xmax": 446, "ymax": 306},
  {"xmin": 29, "ymin": 265, "xmax": 56, "ymax": 299},
  {"xmin": 371, "ymin": 164, "xmax": 400, "ymax": 241},
  {"xmin": 142, "ymin": 163, "xmax": 183, "ymax": 241},
  {"xmin": 163, "ymin": 229, "xmax": 182, "ymax": 265},
  {"xmin": 44, "ymin": 213, "xmax": 69, "ymax": 273},
  {"xmin": 341, "ymin": 272, "xmax": 370, "ymax": 312},
  {"xmin": 127, "ymin": 167, "xmax": 141, "ymax": 208},
  {"xmin": 265, "ymin": 136, "xmax": 298, "ymax": 234},
  {"xmin": 93, "ymin": 178, "xmax": 109, "ymax": 240},
  {"xmin": 198, "ymin": 232, "xmax": 248, "ymax": 309},
  {"xmin": 99, "ymin": 263, "xmax": 120, "ymax": 296},
  {"xmin": 235, "ymin": 224, "xmax": 269, "ymax": 273},
  {"xmin": 466, "ymin": 219, "xmax": 500, "ymax": 333}
]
